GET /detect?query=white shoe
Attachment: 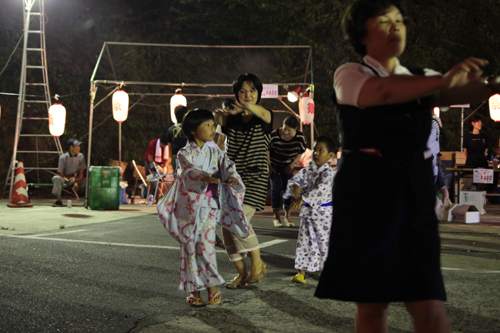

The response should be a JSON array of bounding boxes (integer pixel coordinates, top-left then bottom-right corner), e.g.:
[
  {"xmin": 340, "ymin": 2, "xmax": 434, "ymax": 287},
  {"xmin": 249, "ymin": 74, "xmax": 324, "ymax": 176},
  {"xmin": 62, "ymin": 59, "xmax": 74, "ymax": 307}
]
[{"xmin": 273, "ymin": 219, "xmax": 283, "ymax": 227}]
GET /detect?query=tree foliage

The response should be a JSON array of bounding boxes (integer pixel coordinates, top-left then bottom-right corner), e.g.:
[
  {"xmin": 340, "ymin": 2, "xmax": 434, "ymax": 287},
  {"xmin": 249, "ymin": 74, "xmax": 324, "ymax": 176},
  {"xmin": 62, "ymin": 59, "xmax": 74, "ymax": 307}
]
[{"xmin": 1, "ymin": 0, "xmax": 500, "ymax": 190}]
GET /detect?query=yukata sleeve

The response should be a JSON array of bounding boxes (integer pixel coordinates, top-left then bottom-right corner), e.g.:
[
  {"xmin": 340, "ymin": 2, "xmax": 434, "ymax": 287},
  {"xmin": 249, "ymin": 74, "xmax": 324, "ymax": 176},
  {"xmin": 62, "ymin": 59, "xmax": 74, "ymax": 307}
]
[
  {"xmin": 301, "ymin": 168, "xmax": 335, "ymax": 207},
  {"xmin": 177, "ymin": 150, "xmax": 208, "ymax": 194},
  {"xmin": 283, "ymin": 167, "xmax": 309, "ymax": 199},
  {"xmin": 219, "ymin": 151, "xmax": 245, "ymax": 194}
]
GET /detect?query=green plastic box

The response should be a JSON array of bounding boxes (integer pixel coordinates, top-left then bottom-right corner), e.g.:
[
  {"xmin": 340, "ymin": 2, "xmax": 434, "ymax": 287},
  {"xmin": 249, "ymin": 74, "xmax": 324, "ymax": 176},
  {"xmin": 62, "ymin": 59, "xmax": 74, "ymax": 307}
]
[{"xmin": 89, "ymin": 166, "xmax": 120, "ymax": 210}]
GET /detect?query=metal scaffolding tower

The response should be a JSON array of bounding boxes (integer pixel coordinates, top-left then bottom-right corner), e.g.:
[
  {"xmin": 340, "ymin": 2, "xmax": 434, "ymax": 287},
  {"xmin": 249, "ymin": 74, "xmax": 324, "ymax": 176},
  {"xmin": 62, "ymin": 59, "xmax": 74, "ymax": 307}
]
[{"xmin": 3, "ymin": 0, "xmax": 62, "ymax": 200}]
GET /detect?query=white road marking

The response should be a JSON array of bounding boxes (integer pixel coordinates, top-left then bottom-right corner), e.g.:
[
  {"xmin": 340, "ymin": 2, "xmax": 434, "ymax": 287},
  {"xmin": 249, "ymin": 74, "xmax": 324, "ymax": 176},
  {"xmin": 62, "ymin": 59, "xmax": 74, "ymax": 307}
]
[
  {"xmin": 5, "ymin": 235, "xmax": 498, "ymax": 274},
  {"xmin": 3, "ymin": 234, "xmax": 179, "ymax": 250},
  {"xmin": 258, "ymin": 239, "xmax": 288, "ymax": 248},
  {"xmin": 442, "ymin": 267, "xmax": 500, "ymax": 273},
  {"xmin": 31, "ymin": 229, "xmax": 87, "ymax": 237},
  {"xmin": 1, "ymin": 235, "xmax": 288, "ymax": 253},
  {"xmin": 15, "ymin": 208, "xmax": 56, "ymax": 212}
]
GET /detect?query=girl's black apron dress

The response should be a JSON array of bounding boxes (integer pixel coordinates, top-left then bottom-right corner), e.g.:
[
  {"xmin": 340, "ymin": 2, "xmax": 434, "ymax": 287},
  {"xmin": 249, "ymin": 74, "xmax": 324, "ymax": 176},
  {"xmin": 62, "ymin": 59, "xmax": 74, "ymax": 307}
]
[{"xmin": 315, "ymin": 66, "xmax": 447, "ymax": 303}]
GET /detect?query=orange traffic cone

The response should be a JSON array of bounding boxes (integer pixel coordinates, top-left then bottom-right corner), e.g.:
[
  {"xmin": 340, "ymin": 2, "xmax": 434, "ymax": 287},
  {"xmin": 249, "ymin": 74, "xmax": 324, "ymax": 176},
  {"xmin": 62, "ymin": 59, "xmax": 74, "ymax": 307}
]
[{"xmin": 8, "ymin": 161, "xmax": 33, "ymax": 208}]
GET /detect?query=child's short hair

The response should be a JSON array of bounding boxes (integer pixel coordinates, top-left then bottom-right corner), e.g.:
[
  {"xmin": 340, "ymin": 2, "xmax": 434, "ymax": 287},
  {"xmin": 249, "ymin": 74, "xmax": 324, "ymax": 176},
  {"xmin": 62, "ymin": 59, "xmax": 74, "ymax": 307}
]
[
  {"xmin": 315, "ymin": 136, "xmax": 336, "ymax": 153},
  {"xmin": 182, "ymin": 109, "xmax": 215, "ymax": 142},
  {"xmin": 283, "ymin": 116, "xmax": 300, "ymax": 129}
]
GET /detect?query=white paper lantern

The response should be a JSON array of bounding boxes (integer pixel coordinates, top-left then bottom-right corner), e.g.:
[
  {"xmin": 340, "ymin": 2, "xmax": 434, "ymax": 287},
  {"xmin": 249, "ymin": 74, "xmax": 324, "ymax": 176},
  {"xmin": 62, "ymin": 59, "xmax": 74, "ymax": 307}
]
[
  {"xmin": 489, "ymin": 94, "xmax": 500, "ymax": 122},
  {"xmin": 433, "ymin": 107, "xmax": 440, "ymax": 118},
  {"xmin": 299, "ymin": 96, "xmax": 315, "ymax": 125},
  {"xmin": 112, "ymin": 90, "xmax": 129, "ymax": 123},
  {"xmin": 48, "ymin": 103, "xmax": 66, "ymax": 137},
  {"xmin": 170, "ymin": 90, "xmax": 187, "ymax": 124}
]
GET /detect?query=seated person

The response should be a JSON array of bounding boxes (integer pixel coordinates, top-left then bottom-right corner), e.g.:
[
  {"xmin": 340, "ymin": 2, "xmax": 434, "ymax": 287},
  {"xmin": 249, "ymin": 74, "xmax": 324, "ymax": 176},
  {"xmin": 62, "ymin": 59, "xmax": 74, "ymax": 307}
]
[
  {"xmin": 52, "ymin": 138, "xmax": 86, "ymax": 207},
  {"xmin": 143, "ymin": 134, "xmax": 169, "ymax": 198}
]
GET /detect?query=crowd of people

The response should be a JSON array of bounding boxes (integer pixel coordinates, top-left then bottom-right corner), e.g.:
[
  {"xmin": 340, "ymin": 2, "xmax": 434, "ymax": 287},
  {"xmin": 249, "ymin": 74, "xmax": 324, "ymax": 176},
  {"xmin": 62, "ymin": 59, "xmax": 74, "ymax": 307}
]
[{"xmin": 51, "ymin": 0, "xmax": 500, "ymax": 331}]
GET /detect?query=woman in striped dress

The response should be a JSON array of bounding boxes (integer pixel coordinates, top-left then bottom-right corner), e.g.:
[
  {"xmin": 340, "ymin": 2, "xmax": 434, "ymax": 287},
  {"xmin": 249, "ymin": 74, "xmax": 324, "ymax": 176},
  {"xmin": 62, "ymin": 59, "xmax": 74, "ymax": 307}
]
[{"xmin": 214, "ymin": 73, "xmax": 272, "ymax": 288}]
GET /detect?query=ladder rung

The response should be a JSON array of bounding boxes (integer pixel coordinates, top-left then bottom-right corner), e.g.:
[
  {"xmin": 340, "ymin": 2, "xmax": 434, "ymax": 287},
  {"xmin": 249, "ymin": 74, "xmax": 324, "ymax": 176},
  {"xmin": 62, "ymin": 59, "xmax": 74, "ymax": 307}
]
[
  {"xmin": 26, "ymin": 48, "xmax": 43, "ymax": 51},
  {"xmin": 20, "ymin": 134, "xmax": 54, "ymax": 137},
  {"xmin": 30, "ymin": 13, "xmax": 42, "ymax": 16},
  {"xmin": 26, "ymin": 83, "xmax": 47, "ymax": 86},
  {"xmin": 23, "ymin": 100, "xmax": 49, "ymax": 104},
  {"xmin": 26, "ymin": 65, "xmax": 45, "ymax": 69},
  {"xmin": 17, "ymin": 151, "xmax": 60, "ymax": 154},
  {"xmin": 28, "ymin": 30, "xmax": 41, "ymax": 33},
  {"xmin": 22, "ymin": 117, "xmax": 49, "ymax": 120}
]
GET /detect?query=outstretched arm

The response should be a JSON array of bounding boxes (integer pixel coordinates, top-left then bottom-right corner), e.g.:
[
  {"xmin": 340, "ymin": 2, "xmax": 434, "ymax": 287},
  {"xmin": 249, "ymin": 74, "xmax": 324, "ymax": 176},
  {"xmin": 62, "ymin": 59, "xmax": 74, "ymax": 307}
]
[
  {"xmin": 233, "ymin": 100, "xmax": 272, "ymax": 124},
  {"xmin": 357, "ymin": 57, "xmax": 489, "ymax": 108}
]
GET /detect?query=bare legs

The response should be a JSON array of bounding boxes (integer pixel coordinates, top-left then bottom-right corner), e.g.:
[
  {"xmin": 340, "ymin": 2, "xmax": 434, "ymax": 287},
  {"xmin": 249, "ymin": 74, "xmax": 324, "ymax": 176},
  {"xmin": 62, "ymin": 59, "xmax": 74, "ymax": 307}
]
[
  {"xmin": 355, "ymin": 301, "xmax": 451, "ymax": 333},
  {"xmin": 230, "ymin": 248, "xmax": 263, "ymax": 280},
  {"xmin": 355, "ymin": 303, "xmax": 390, "ymax": 333},
  {"xmin": 406, "ymin": 300, "xmax": 451, "ymax": 333}
]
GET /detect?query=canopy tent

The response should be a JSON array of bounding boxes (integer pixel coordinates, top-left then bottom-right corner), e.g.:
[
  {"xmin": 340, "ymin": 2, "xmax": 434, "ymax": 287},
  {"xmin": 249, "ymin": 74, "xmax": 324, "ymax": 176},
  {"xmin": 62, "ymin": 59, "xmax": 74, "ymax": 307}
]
[{"xmin": 86, "ymin": 42, "xmax": 314, "ymax": 207}]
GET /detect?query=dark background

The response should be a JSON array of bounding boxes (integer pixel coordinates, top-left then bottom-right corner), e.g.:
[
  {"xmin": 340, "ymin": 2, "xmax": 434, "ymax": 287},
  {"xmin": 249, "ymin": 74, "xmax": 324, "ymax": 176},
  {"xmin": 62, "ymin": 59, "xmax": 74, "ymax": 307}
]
[{"xmin": 2, "ymin": 0, "xmax": 500, "ymax": 191}]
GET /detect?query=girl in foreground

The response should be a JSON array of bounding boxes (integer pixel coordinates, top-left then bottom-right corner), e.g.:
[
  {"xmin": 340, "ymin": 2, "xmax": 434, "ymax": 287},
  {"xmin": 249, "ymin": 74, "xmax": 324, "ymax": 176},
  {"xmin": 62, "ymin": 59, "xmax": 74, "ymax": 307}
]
[{"xmin": 158, "ymin": 109, "xmax": 250, "ymax": 306}]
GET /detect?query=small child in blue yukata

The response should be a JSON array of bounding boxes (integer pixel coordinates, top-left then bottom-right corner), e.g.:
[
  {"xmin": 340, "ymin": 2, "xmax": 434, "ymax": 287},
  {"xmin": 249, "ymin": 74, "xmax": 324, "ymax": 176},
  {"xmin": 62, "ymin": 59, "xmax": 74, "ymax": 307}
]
[{"xmin": 284, "ymin": 136, "xmax": 336, "ymax": 284}]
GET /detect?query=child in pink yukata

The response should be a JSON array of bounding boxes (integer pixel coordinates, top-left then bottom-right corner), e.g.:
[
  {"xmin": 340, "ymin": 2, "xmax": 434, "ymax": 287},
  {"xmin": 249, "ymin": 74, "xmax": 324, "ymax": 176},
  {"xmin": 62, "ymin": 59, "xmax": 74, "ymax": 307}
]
[
  {"xmin": 284, "ymin": 136, "xmax": 336, "ymax": 284},
  {"xmin": 157, "ymin": 109, "xmax": 250, "ymax": 307}
]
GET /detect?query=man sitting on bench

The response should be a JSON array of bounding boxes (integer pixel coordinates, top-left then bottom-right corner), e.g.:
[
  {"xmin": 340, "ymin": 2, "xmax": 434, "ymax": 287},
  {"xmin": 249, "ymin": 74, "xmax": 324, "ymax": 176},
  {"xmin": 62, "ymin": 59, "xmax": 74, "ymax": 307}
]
[{"xmin": 52, "ymin": 138, "xmax": 87, "ymax": 207}]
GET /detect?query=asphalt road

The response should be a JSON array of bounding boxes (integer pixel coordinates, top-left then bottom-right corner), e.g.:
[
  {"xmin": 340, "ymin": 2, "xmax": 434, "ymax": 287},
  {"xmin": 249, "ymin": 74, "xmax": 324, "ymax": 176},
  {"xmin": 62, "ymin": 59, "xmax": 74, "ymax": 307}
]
[{"xmin": 0, "ymin": 205, "xmax": 499, "ymax": 332}]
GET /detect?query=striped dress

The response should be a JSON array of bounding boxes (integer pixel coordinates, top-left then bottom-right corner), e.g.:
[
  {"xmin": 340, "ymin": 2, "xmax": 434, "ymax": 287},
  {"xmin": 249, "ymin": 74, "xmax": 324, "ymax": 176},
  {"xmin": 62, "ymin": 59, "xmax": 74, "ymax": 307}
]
[{"xmin": 222, "ymin": 111, "xmax": 273, "ymax": 211}]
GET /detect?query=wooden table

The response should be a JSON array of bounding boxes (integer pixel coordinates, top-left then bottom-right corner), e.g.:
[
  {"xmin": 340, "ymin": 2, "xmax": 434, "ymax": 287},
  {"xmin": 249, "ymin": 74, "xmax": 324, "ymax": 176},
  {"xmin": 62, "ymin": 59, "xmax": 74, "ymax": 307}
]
[{"xmin": 445, "ymin": 167, "xmax": 500, "ymax": 203}]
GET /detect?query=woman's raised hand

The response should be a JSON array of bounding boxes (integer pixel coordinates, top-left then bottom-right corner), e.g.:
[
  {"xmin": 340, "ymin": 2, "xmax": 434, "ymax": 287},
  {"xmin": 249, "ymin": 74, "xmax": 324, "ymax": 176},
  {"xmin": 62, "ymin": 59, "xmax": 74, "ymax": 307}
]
[{"xmin": 443, "ymin": 57, "xmax": 488, "ymax": 89}]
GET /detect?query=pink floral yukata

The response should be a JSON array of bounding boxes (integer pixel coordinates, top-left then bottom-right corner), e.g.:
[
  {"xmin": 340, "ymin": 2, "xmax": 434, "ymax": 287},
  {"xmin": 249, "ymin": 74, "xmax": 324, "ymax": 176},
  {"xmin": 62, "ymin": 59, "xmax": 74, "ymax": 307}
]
[
  {"xmin": 157, "ymin": 141, "xmax": 250, "ymax": 292},
  {"xmin": 284, "ymin": 162, "xmax": 336, "ymax": 273}
]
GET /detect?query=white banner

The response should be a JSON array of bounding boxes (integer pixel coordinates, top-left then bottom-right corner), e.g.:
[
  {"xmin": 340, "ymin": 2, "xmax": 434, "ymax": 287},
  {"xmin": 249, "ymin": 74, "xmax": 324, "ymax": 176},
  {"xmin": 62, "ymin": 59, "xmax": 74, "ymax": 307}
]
[
  {"xmin": 261, "ymin": 84, "xmax": 278, "ymax": 99},
  {"xmin": 473, "ymin": 168, "xmax": 494, "ymax": 184}
]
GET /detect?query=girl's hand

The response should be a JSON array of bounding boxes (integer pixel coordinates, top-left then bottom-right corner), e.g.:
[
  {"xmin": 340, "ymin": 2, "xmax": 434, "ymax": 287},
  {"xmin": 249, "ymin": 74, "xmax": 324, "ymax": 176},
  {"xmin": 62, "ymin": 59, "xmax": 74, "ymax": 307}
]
[
  {"xmin": 443, "ymin": 57, "xmax": 488, "ymax": 89},
  {"xmin": 291, "ymin": 198, "xmax": 303, "ymax": 209},
  {"xmin": 291, "ymin": 185, "xmax": 301, "ymax": 199},
  {"xmin": 200, "ymin": 176, "xmax": 220, "ymax": 184},
  {"xmin": 223, "ymin": 177, "xmax": 240, "ymax": 186}
]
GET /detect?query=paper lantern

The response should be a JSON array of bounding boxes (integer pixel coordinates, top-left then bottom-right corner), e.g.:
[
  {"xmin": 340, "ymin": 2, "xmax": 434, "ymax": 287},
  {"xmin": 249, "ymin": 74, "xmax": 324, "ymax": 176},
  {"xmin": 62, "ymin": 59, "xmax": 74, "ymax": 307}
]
[
  {"xmin": 433, "ymin": 107, "xmax": 440, "ymax": 118},
  {"xmin": 112, "ymin": 90, "xmax": 129, "ymax": 123},
  {"xmin": 170, "ymin": 90, "xmax": 187, "ymax": 123},
  {"xmin": 489, "ymin": 94, "xmax": 500, "ymax": 122},
  {"xmin": 298, "ymin": 95, "xmax": 315, "ymax": 125},
  {"xmin": 48, "ymin": 103, "xmax": 66, "ymax": 137}
]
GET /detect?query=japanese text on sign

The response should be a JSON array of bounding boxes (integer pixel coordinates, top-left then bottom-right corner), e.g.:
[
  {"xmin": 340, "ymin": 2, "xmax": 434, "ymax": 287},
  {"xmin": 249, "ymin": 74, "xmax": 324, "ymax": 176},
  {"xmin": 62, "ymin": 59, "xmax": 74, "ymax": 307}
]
[
  {"xmin": 261, "ymin": 84, "xmax": 278, "ymax": 99},
  {"xmin": 473, "ymin": 168, "xmax": 494, "ymax": 184}
]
